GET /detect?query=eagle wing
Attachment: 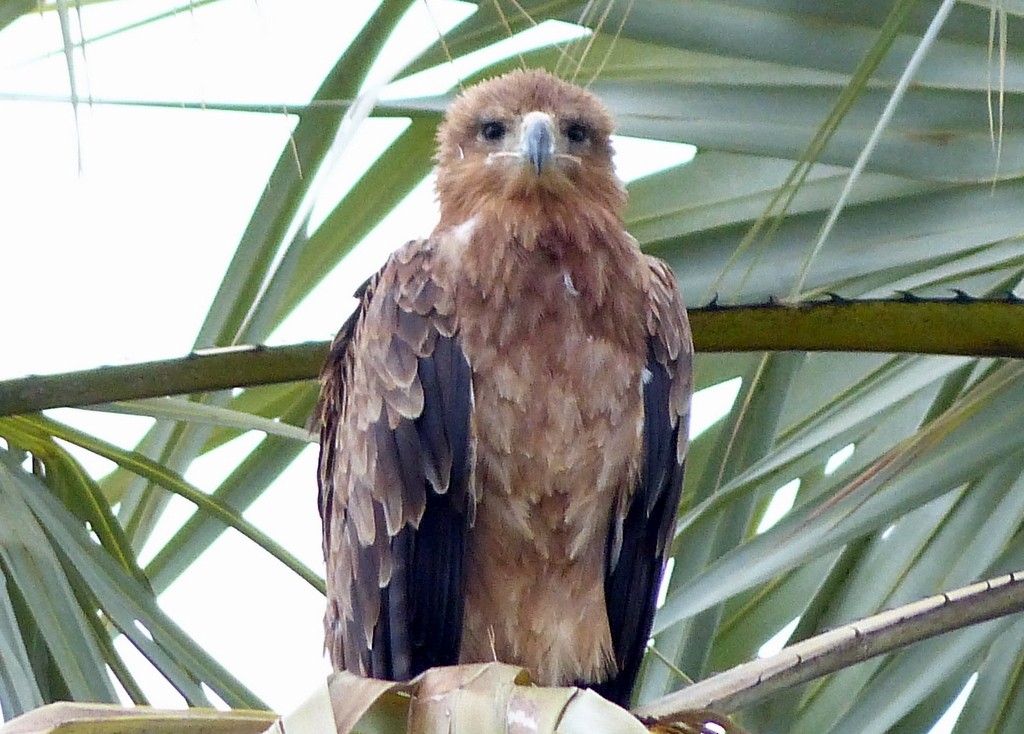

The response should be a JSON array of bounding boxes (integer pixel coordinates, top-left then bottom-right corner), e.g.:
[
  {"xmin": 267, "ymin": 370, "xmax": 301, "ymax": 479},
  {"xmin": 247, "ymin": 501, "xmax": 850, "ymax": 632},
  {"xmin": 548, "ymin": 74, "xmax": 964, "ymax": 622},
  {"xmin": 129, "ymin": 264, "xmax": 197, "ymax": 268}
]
[
  {"xmin": 318, "ymin": 238, "xmax": 473, "ymax": 681},
  {"xmin": 598, "ymin": 257, "xmax": 693, "ymax": 706}
]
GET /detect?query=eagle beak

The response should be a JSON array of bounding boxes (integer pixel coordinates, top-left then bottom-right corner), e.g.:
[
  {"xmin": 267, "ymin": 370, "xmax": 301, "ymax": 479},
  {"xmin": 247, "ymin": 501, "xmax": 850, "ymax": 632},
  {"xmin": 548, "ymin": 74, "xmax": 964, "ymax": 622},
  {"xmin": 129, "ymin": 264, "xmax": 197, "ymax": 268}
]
[{"xmin": 521, "ymin": 112, "xmax": 556, "ymax": 176}]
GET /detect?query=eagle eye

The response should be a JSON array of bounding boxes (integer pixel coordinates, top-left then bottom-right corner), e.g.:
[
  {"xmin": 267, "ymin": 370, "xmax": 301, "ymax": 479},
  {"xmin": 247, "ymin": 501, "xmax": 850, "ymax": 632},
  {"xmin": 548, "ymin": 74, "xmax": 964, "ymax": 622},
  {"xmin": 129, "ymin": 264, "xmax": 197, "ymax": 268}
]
[
  {"xmin": 565, "ymin": 122, "xmax": 589, "ymax": 144},
  {"xmin": 480, "ymin": 121, "xmax": 506, "ymax": 142}
]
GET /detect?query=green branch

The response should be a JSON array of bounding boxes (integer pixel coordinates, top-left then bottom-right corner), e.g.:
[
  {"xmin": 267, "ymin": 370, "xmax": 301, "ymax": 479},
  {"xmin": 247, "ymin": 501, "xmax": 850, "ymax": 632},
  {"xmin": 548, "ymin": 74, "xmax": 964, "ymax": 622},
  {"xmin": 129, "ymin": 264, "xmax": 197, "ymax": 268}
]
[
  {"xmin": 2, "ymin": 298, "xmax": 1024, "ymax": 416},
  {"xmin": 696, "ymin": 296, "xmax": 1024, "ymax": 355},
  {"xmin": 0, "ymin": 342, "xmax": 327, "ymax": 416}
]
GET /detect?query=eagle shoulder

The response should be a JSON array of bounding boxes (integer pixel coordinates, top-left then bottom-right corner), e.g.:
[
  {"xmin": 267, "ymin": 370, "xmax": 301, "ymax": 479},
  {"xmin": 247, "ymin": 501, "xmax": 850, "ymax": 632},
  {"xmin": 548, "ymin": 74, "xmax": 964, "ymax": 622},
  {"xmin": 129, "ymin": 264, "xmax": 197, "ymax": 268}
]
[{"xmin": 644, "ymin": 255, "xmax": 693, "ymax": 462}]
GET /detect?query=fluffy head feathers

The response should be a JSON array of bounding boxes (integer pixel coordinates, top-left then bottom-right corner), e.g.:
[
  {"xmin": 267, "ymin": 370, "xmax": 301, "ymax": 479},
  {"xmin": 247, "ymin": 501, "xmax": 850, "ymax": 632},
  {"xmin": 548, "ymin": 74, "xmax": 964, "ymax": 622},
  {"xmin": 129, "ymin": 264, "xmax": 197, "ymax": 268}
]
[{"xmin": 434, "ymin": 69, "xmax": 625, "ymax": 227}]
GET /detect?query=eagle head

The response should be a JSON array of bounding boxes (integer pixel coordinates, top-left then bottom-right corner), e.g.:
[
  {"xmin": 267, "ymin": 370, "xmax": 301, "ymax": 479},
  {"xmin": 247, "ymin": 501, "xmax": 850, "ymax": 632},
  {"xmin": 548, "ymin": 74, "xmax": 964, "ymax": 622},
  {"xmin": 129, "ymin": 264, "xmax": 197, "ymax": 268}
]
[{"xmin": 434, "ymin": 69, "xmax": 626, "ymax": 226}]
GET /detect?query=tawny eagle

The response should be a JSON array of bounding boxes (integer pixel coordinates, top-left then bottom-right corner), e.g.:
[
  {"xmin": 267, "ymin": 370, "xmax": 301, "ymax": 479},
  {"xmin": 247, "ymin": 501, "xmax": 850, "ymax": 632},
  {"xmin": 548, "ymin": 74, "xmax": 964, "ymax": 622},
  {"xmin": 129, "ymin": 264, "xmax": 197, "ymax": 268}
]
[{"xmin": 317, "ymin": 69, "xmax": 692, "ymax": 707}]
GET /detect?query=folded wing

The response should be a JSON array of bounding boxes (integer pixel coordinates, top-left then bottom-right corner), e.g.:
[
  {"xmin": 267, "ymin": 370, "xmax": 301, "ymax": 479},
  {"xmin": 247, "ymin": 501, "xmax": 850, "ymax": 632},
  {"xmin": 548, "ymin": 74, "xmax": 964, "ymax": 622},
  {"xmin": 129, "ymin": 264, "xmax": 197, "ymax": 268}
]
[
  {"xmin": 598, "ymin": 258, "xmax": 692, "ymax": 707},
  {"xmin": 318, "ymin": 240, "xmax": 474, "ymax": 680}
]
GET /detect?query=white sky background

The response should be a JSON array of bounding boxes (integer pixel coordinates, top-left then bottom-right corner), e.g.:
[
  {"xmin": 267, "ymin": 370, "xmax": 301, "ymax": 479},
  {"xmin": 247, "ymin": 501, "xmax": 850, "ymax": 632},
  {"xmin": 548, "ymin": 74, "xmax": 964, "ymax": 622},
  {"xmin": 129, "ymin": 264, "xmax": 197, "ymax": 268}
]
[{"xmin": 0, "ymin": 2, "xmax": 960, "ymax": 731}]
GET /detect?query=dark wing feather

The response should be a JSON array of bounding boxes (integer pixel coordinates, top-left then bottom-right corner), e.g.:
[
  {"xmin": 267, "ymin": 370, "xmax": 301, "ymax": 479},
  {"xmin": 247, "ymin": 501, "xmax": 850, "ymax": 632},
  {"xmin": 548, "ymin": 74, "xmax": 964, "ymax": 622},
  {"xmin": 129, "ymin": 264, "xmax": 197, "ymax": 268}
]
[
  {"xmin": 318, "ymin": 239, "xmax": 473, "ymax": 681},
  {"xmin": 597, "ymin": 258, "xmax": 692, "ymax": 707}
]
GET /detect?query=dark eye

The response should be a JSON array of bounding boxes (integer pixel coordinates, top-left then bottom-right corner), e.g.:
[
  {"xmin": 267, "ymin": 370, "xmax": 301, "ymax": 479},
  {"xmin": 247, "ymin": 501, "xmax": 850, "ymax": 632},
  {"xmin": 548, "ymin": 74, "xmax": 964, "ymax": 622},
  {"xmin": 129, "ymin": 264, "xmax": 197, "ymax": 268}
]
[
  {"xmin": 565, "ymin": 122, "xmax": 589, "ymax": 144},
  {"xmin": 480, "ymin": 121, "xmax": 506, "ymax": 141}
]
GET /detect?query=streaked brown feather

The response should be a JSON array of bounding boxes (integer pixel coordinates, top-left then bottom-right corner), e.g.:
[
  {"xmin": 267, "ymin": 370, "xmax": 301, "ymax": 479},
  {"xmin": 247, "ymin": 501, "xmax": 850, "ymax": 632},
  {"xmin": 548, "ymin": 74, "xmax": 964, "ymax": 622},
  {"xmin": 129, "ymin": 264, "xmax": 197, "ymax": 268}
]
[
  {"xmin": 318, "ymin": 69, "xmax": 692, "ymax": 707},
  {"xmin": 319, "ymin": 238, "xmax": 470, "ymax": 676}
]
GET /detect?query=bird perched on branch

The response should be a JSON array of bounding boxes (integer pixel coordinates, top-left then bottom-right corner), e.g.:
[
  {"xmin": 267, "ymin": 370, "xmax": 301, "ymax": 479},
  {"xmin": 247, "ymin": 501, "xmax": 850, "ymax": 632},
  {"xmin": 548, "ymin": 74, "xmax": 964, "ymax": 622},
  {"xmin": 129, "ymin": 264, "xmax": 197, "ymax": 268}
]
[{"xmin": 317, "ymin": 69, "xmax": 692, "ymax": 707}]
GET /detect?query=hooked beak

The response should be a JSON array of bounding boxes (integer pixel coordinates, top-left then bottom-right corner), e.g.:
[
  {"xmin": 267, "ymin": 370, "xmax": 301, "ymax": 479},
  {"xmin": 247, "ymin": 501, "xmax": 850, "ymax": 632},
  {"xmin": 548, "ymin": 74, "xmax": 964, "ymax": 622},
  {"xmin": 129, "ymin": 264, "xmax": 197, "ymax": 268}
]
[{"xmin": 520, "ymin": 111, "xmax": 556, "ymax": 176}]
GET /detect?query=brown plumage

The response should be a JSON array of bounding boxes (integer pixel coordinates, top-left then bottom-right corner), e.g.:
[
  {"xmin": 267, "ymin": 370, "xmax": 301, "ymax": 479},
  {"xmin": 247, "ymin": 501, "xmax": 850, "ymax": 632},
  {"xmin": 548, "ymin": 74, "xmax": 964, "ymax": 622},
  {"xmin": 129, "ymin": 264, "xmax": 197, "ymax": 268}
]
[{"xmin": 317, "ymin": 69, "xmax": 692, "ymax": 707}]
